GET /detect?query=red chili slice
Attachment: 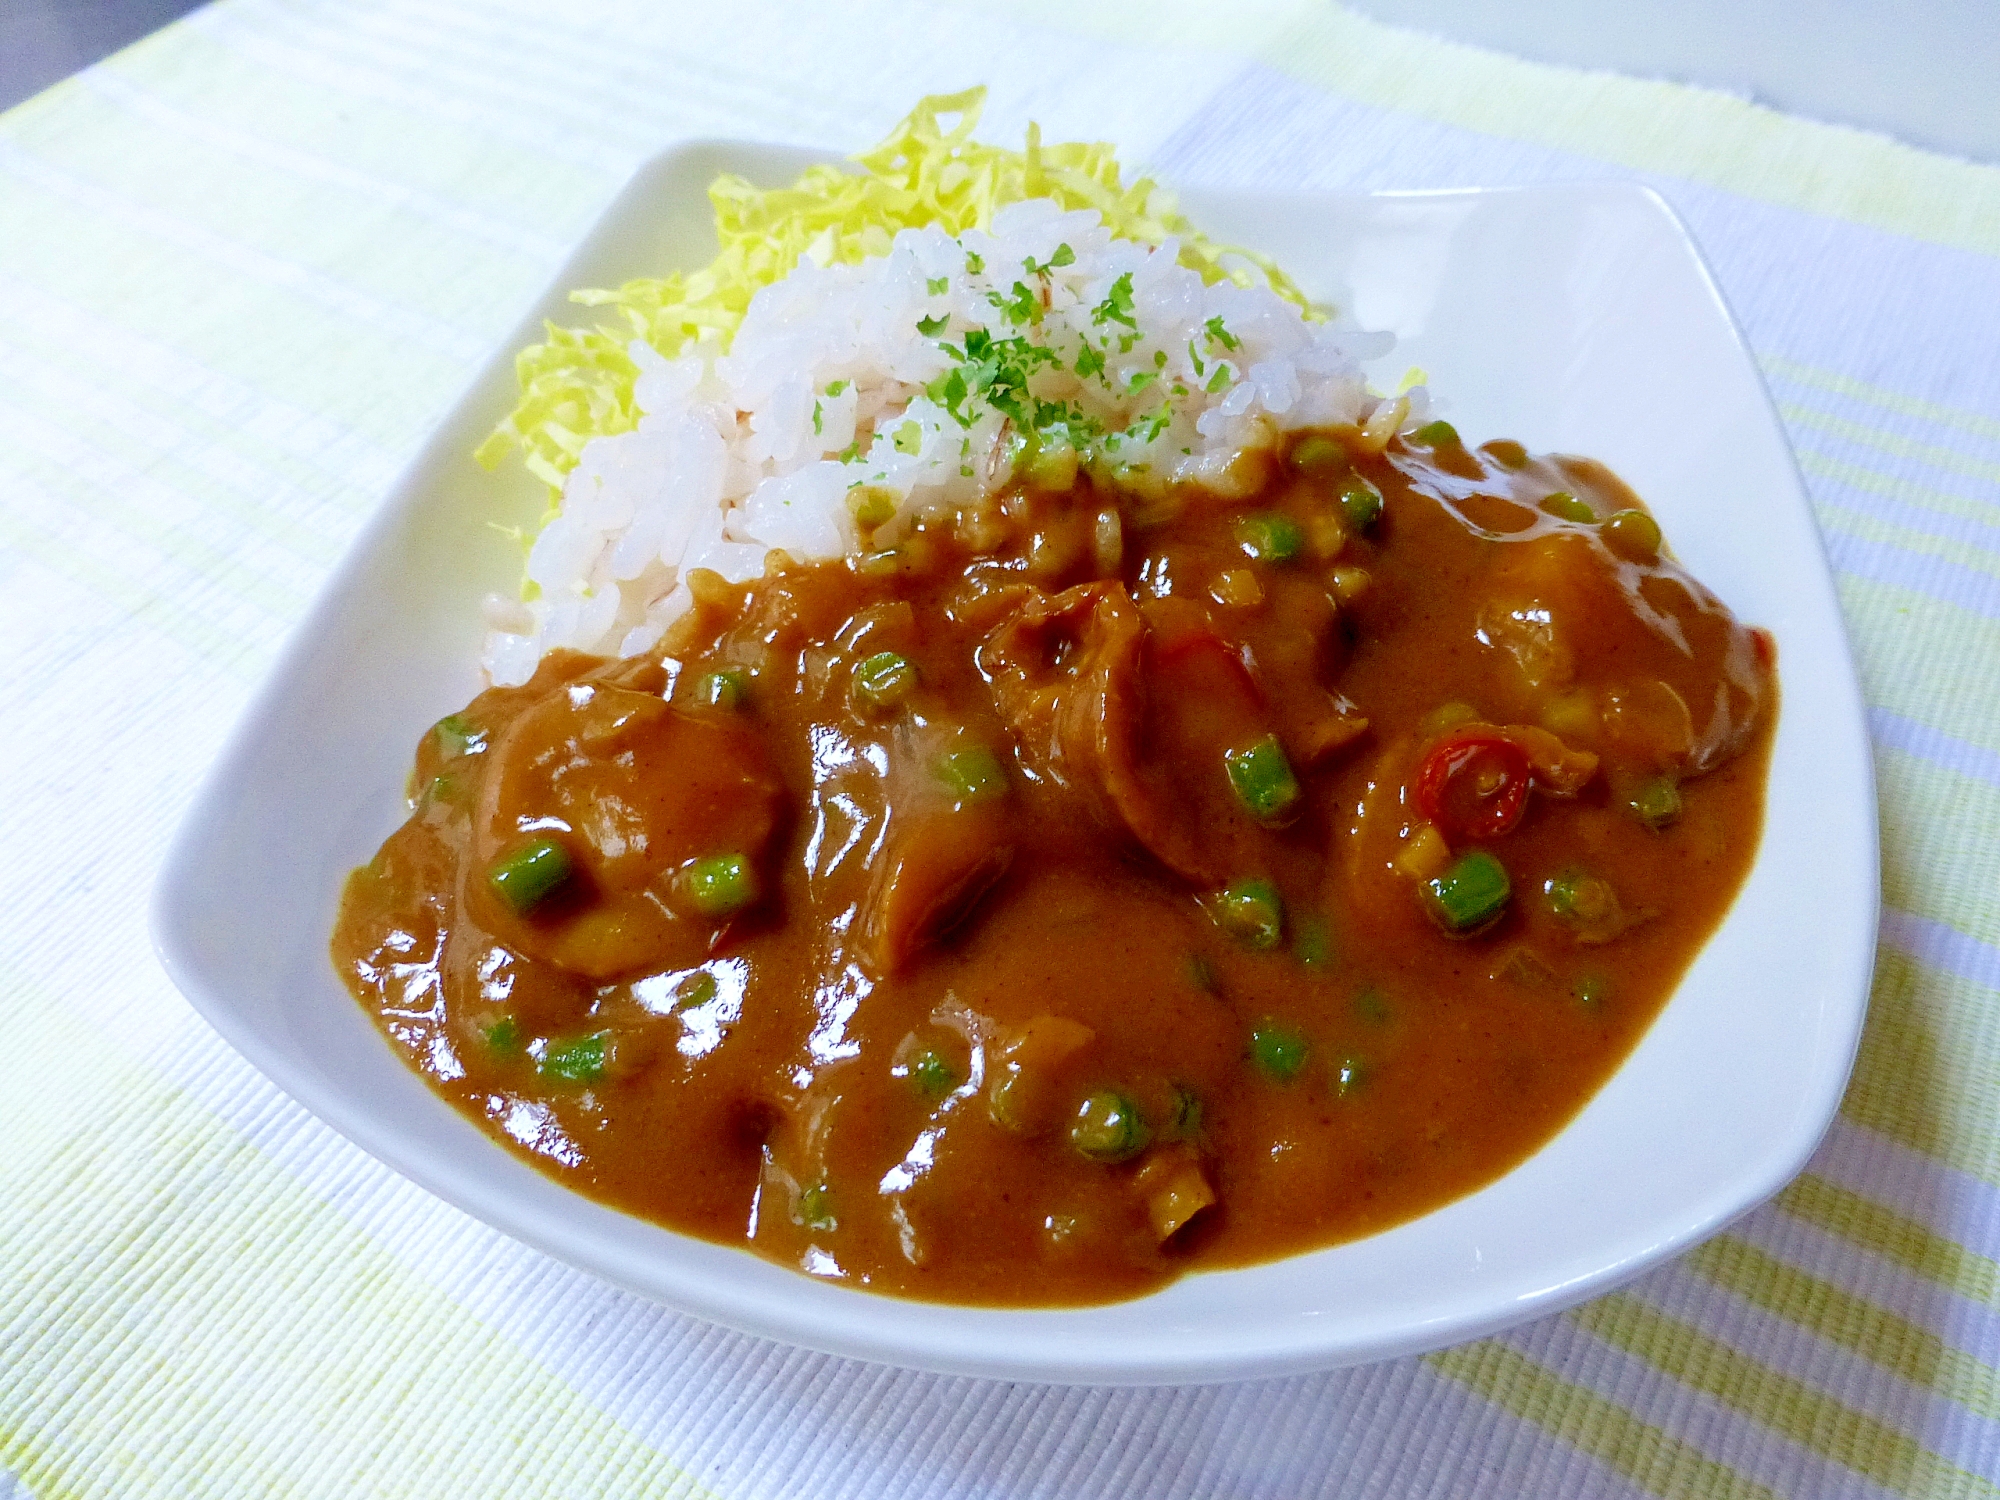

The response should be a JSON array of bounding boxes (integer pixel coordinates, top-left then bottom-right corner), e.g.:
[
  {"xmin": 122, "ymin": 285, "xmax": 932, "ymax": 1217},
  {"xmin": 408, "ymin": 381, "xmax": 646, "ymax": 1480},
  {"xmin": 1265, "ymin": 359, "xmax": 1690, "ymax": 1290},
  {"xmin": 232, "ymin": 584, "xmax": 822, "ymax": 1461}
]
[{"xmin": 1414, "ymin": 730, "xmax": 1534, "ymax": 841}]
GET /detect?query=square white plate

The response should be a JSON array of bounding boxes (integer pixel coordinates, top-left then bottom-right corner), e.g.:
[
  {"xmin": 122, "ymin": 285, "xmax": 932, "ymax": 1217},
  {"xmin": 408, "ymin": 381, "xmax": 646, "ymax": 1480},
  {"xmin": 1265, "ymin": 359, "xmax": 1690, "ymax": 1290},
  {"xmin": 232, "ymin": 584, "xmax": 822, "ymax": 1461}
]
[{"xmin": 153, "ymin": 142, "xmax": 1878, "ymax": 1385}]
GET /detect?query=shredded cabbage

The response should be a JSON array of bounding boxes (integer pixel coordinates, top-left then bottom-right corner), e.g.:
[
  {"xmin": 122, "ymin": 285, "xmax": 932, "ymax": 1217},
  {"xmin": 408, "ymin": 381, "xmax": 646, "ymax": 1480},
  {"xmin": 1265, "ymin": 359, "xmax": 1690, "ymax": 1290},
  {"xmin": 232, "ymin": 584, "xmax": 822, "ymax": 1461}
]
[{"xmin": 477, "ymin": 87, "xmax": 1316, "ymax": 492}]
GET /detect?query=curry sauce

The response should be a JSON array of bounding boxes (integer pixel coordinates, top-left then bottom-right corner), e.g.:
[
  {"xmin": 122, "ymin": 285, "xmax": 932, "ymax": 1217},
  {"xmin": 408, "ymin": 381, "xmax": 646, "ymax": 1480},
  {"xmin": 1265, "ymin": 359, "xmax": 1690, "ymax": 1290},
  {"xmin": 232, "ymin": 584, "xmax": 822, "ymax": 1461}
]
[{"xmin": 334, "ymin": 424, "xmax": 1774, "ymax": 1305}]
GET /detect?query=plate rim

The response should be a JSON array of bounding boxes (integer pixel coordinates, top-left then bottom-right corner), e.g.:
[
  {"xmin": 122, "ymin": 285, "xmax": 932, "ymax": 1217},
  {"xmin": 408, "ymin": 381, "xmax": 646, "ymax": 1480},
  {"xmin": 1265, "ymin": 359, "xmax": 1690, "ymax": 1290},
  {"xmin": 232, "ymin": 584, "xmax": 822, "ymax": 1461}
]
[{"xmin": 151, "ymin": 141, "xmax": 1880, "ymax": 1385}]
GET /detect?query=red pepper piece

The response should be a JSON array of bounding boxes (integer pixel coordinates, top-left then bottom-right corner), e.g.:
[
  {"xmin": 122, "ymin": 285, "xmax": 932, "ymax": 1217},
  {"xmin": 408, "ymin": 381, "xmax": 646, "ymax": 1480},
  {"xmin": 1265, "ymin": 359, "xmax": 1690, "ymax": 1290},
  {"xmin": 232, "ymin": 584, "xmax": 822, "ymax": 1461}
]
[{"xmin": 1414, "ymin": 730, "xmax": 1534, "ymax": 841}]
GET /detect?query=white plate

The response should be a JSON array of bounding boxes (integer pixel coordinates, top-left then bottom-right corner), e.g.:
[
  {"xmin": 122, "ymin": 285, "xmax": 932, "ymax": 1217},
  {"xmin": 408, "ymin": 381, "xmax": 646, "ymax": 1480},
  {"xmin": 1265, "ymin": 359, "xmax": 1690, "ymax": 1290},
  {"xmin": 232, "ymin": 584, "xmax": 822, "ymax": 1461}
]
[{"xmin": 153, "ymin": 142, "xmax": 1878, "ymax": 1385}]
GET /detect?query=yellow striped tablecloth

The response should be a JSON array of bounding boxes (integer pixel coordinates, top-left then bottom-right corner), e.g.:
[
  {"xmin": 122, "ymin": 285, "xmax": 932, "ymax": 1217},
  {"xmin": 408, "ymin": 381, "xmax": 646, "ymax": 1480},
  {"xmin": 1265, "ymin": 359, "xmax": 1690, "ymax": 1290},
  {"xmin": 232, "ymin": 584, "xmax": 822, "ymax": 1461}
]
[{"xmin": 3, "ymin": 2, "xmax": 1996, "ymax": 1496}]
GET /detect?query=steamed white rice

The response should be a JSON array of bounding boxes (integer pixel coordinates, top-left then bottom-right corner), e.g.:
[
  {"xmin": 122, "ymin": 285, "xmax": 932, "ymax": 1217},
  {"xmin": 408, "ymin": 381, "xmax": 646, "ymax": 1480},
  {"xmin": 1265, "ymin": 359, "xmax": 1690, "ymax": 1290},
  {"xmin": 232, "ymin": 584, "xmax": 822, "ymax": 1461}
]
[{"xmin": 482, "ymin": 197, "xmax": 1421, "ymax": 686}]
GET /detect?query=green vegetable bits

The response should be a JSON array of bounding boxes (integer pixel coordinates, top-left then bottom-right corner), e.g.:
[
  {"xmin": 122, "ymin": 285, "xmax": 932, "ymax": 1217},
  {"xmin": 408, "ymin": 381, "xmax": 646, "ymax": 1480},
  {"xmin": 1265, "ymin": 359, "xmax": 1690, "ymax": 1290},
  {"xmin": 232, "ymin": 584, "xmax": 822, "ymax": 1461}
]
[
  {"xmin": 906, "ymin": 1049, "xmax": 959, "ymax": 1099},
  {"xmin": 797, "ymin": 1183, "xmax": 838, "ymax": 1232},
  {"xmin": 1293, "ymin": 913, "xmax": 1333, "ymax": 968},
  {"xmin": 1250, "ymin": 1020, "xmax": 1309, "ymax": 1082},
  {"xmin": 692, "ymin": 668, "xmax": 747, "ymax": 709},
  {"xmin": 1288, "ymin": 433, "xmax": 1348, "ymax": 475},
  {"xmin": 1602, "ymin": 508, "xmax": 1663, "ymax": 561},
  {"xmin": 851, "ymin": 650, "xmax": 918, "ymax": 711},
  {"xmin": 487, "ymin": 838, "xmax": 573, "ymax": 916},
  {"xmin": 1070, "ymin": 1091, "xmax": 1150, "ymax": 1162},
  {"xmin": 1224, "ymin": 735, "xmax": 1302, "ymax": 824},
  {"xmin": 1572, "ymin": 974, "xmax": 1612, "ymax": 1009},
  {"xmin": 1234, "ymin": 511, "xmax": 1303, "ymax": 563},
  {"xmin": 539, "ymin": 1032, "xmax": 607, "ymax": 1084},
  {"xmin": 936, "ymin": 743, "xmax": 1007, "ymax": 803},
  {"xmin": 683, "ymin": 852, "xmax": 758, "ymax": 917},
  {"xmin": 1212, "ymin": 877, "xmax": 1284, "ymax": 949},
  {"xmin": 1338, "ymin": 475, "xmax": 1383, "ymax": 532},
  {"xmin": 672, "ymin": 971, "xmax": 719, "ymax": 1011},
  {"xmin": 420, "ymin": 773, "xmax": 465, "ymax": 809},
  {"xmin": 1544, "ymin": 868, "xmax": 1624, "ymax": 937},
  {"xmin": 432, "ymin": 712, "xmax": 488, "ymax": 759},
  {"xmin": 1423, "ymin": 850, "xmax": 1511, "ymax": 935},
  {"xmin": 1628, "ymin": 776, "xmax": 1682, "ymax": 830},
  {"xmin": 1538, "ymin": 490, "xmax": 1597, "ymax": 525}
]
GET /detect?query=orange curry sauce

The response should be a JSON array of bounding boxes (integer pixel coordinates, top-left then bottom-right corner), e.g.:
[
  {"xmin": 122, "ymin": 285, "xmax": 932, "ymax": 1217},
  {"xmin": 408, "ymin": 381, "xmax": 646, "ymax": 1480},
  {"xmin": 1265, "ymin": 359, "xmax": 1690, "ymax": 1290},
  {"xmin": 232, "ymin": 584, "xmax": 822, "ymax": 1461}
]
[{"xmin": 334, "ymin": 425, "xmax": 1774, "ymax": 1305}]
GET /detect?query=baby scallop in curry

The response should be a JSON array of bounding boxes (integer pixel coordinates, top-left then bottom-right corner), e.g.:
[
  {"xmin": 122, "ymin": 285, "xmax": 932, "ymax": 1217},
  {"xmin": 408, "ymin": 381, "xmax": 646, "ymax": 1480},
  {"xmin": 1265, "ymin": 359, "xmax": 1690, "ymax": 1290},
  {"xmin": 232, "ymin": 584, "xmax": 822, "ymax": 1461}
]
[{"xmin": 335, "ymin": 422, "xmax": 1775, "ymax": 1306}]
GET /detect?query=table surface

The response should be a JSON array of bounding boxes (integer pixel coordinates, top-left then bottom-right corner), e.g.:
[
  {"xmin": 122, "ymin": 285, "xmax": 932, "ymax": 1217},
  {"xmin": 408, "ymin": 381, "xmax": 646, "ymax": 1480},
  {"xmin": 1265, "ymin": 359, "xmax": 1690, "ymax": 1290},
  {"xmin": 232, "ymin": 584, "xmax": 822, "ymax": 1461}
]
[
  {"xmin": 12, "ymin": 0, "xmax": 2000, "ymax": 163},
  {"xmin": 1346, "ymin": 0, "xmax": 2000, "ymax": 166},
  {"xmin": 2, "ymin": 3, "xmax": 1998, "ymax": 1499},
  {"xmin": 0, "ymin": 0, "xmax": 208, "ymax": 114}
]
